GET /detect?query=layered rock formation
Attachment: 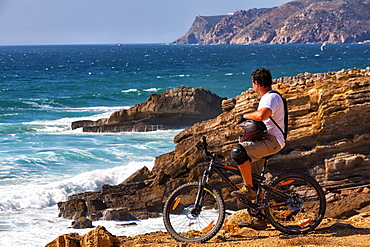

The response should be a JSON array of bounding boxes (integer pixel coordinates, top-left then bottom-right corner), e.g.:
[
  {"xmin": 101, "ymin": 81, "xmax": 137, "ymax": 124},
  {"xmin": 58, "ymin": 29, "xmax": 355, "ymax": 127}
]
[
  {"xmin": 172, "ymin": 0, "xmax": 370, "ymax": 44},
  {"xmin": 58, "ymin": 68, "xmax": 370, "ymax": 224},
  {"xmin": 72, "ymin": 86, "xmax": 225, "ymax": 132}
]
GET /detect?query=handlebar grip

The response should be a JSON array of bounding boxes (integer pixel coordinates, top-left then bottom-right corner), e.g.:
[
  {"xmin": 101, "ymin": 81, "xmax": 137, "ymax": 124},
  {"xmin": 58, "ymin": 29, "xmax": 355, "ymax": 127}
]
[
  {"xmin": 202, "ymin": 136, "xmax": 206, "ymax": 144},
  {"xmin": 202, "ymin": 136, "xmax": 208, "ymax": 149}
]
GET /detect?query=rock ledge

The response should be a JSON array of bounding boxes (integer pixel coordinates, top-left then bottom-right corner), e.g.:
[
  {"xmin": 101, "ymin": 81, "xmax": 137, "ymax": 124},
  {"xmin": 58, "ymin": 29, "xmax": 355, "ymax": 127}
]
[{"xmin": 72, "ymin": 86, "xmax": 225, "ymax": 133}]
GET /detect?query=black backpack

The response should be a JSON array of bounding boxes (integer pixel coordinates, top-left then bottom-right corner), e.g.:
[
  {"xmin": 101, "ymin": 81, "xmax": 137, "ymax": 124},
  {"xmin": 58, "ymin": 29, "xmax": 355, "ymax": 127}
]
[{"xmin": 268, "ymin": 90, "xmax": 288, "ymax": 140}]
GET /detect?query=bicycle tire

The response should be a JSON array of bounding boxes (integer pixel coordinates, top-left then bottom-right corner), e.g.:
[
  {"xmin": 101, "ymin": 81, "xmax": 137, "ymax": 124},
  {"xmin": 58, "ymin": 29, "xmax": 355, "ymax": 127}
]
[
  {"xmin": 163, "ymin": 182, "xmax": 225, "ymax": 243},
  {"xmin": 264, "ymin": 172, "xmax": 326, "ymax": 235}
]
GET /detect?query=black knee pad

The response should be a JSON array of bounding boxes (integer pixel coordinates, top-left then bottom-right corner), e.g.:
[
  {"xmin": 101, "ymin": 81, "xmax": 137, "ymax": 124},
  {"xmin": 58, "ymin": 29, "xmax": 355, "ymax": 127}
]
[{"xmin": 231, "ymin": 144, "xmax": 251, "ymax": 165}]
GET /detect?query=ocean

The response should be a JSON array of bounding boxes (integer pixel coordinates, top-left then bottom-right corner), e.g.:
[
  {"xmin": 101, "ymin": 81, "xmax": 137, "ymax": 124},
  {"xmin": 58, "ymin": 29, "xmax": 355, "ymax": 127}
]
[{"xmin": 0, "ymin": 43, "xmax": 369, "ymax": 246}]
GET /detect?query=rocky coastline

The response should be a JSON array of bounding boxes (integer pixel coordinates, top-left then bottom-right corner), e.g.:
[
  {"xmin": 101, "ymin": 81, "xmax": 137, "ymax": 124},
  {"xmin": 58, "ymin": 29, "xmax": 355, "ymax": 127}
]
[
  {"xmin": 172, "ymin": 0, "xmax": 370, "ymax": 45},
  {"xmin": 48, "ymin": 68, "xmax": 370, "ymax": 246}
]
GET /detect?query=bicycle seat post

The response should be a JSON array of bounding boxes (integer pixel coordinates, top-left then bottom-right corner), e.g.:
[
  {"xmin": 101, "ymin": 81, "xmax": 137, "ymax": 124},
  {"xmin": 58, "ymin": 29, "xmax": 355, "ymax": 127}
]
[{"xmin": 260, "ymin": 155, "xmax": 273, "ymax": 177}]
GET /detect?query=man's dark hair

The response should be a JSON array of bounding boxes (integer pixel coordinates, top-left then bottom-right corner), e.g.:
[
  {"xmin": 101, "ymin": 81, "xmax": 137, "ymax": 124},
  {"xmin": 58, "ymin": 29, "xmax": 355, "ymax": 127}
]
[{"xmin": 251, "ymin": 68, "xmax": 272, "ymax": 88}]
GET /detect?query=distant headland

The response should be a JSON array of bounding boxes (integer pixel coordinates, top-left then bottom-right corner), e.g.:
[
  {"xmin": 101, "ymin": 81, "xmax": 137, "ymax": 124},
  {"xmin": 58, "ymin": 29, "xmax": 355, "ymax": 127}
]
[{"xmin": 172, "ymin": 0, "xmax": 370, "ymax": 45}]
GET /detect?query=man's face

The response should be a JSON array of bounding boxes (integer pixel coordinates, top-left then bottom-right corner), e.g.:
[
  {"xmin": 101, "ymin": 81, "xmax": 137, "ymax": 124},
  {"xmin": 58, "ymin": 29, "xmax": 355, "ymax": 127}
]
[
  {"xmin": 252, "ymin": 81, "xmax": 259, "ymax": 94},
  {"xmin": 252, "ymin": 81, "xmax": 265, "ymax": 96}
]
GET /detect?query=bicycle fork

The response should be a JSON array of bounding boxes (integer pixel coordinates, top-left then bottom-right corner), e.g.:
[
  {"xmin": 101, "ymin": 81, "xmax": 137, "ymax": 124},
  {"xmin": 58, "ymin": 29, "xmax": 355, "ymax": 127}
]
[{"xmin": 191, "ymin": 163, "xmax": 213, "ymax": 217}]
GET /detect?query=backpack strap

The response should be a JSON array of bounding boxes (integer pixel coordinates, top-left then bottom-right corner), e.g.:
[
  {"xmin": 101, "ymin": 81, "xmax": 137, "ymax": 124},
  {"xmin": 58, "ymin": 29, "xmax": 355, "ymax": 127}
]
[
  {"xmin": 268, "ymin": 90, "xmax": 288, "ymax": 140},
  {"xmin": 269, "ymin": 115, "xmax": 285, "ymax": 139}
]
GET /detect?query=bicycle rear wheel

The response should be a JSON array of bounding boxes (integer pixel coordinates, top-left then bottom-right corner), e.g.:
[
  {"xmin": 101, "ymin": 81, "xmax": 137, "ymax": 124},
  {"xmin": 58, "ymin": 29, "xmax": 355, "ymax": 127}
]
[
  {"xmin": 163, "ymin": 182, "xmax": 225, "ymax": 243},
  {"xmin": 264, "ymin": 173, "xmax": 326, "ymax": 235}
]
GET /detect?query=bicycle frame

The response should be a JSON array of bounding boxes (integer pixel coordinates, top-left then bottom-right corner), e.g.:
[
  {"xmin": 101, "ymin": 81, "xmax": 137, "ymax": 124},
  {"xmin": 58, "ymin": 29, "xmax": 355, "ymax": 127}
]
[{"xmin": 195, "ymin": 152, "xmax": 294, "ymax": 216}]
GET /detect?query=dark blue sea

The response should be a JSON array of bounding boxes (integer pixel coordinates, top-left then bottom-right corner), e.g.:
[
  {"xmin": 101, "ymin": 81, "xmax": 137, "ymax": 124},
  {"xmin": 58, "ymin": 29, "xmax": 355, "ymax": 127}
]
[{"xmin": 0, "ymin": 43, "xmax": 369, "ymax": 246}]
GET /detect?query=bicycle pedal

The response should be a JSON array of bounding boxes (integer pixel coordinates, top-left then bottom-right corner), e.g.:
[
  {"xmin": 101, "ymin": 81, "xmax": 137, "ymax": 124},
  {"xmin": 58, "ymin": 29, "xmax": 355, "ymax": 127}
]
[{"xmin": 238, "ymin": 198, "xmax": 259, "ymax": 208}]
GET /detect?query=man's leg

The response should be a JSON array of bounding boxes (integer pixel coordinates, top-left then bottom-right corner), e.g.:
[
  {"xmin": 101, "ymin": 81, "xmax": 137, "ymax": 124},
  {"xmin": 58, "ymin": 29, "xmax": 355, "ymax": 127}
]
[
  {"xmin": 233, "ymin": 151, "xmax": 267, "ymax": 230},
  {"xmin": 238, "ymin": 160, "xmax": 253, "ymax": 186},
  {"xmin": 232, "ymin": 135, "xmax": 280, "ymax": 230},
  {"xmin": 230, "ymin": 144, "xmax": 255, "ymax": 200},
  {"xmin": 251, "ymin": 159, "xmax": 265, "ymax": 176}
]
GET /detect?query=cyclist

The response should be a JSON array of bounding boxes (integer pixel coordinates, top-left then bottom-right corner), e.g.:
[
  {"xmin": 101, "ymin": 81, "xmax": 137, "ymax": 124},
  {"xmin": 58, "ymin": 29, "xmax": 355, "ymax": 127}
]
[{"xmin": 230, "ymin": 68, "xmax": 286, "ymax": 228}]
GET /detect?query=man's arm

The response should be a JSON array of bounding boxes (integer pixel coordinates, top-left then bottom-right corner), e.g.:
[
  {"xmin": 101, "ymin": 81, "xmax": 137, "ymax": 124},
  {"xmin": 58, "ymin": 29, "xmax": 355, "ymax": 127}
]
[{"xmin": 242, "ymin": 107, "xmax": 272, "ymax": 121}]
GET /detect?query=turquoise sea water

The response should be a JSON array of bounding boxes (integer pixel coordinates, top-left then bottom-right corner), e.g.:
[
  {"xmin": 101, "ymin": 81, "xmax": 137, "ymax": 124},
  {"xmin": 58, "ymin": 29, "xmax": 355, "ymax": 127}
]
[{"xmin": 0, "ymin": 43, "xmax": 369, "ymax": 246}]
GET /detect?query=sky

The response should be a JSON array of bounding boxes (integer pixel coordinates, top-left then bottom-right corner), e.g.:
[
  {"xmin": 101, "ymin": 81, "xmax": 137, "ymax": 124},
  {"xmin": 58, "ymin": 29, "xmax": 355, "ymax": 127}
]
[{"xmin": 0, "ymin": 0, "xmax": 291, "ymax": 46}]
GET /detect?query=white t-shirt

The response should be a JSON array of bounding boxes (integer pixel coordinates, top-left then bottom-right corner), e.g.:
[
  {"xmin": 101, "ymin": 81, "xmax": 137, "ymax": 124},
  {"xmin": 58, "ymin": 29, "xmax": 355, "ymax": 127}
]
[{"xmin": 258, "ymin": 90, "xmax": 285, "ymax": 148}]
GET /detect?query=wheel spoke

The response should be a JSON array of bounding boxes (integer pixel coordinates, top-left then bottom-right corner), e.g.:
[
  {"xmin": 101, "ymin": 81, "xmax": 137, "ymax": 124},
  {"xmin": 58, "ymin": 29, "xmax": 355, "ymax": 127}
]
[
  {"xmin": 163, "ymin": 182, "xmax": 225, "ymax": 242},
  {"xmin": 264, "ymin": 173, "xmax": 326, "ymax": 235}
]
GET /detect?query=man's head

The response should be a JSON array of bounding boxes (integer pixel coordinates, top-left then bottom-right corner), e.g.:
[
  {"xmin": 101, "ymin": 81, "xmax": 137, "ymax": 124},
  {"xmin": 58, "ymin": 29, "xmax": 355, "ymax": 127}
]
[{"xmin": 251, "ymin": 68, "xmax": 272, "ymax": 88}]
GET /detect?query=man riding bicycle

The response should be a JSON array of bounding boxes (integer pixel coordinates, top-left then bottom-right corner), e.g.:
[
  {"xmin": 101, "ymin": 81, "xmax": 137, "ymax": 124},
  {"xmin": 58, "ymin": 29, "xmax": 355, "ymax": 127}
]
[{"xmin": 230, "ymin": 68, "xmax": 287, "ymax": 228}]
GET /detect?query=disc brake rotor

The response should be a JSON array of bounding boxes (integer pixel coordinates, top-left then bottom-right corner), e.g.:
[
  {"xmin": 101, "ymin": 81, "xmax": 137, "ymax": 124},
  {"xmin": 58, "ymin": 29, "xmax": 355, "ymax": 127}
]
[{"xmin": 287, "ymin": 197, "xmax": 304, "ymax": 210}]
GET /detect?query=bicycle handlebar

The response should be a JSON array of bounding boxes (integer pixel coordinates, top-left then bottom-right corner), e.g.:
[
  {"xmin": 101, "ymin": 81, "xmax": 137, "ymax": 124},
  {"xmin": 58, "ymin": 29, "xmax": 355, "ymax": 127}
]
[{"xmin": 197, "ymin": 136, "xmax": 224, "ymax": 160}]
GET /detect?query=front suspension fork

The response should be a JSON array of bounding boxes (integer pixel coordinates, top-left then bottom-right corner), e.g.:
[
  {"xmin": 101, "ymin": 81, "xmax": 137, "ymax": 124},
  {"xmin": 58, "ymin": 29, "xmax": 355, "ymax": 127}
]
[{"xmin": 191, "ymin": 168, "xmax": 211, "ymax": 215}]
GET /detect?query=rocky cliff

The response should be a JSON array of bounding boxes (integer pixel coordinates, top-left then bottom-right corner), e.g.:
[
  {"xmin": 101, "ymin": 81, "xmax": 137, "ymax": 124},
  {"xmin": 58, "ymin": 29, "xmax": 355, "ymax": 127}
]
[
  {"xmin": 172, "ymin": 15, "xmax": 227, "ymax": 44},
  {"xmin": 71, "ymin": 86, "xmax": 224, "ymax": 132},
  {"xmin": 58, "ymin": 68, "xmax": 370, "ymax": 225},
  {"xmin": 172, "ymin": 0, "xmax": 370, "ymax": 44}
]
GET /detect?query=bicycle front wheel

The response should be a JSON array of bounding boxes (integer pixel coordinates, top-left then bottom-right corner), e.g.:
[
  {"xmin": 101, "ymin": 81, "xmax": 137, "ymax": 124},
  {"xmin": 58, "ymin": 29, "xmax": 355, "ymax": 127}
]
[
  {"xmin": 264, "ymin": 173, "xmax": 326, "ymax": 235},
  {"xmin": 163, "ymin": 182, "xmax": 225, "ymax": 243}
]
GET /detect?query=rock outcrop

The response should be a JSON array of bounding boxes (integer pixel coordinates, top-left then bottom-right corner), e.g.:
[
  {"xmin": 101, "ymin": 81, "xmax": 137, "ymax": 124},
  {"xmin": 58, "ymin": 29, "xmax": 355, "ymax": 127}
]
[
  {"xmin": 58, "ymin": 68, "xmax": 370, "ymax": 223},
  {"xmin": 71, "ymin": 217, "xmax": 93, "ymax": 229},
  {"xmin": 71, "ymin": 86, "xmax": 225, "ymax": 132},
  {"xmin": 46, "ymin": 226, "xmax": 116, "ymax": 247},
  {"xmin": 172, "ymin": 0, "xmax": 370, "ymax": 44}
]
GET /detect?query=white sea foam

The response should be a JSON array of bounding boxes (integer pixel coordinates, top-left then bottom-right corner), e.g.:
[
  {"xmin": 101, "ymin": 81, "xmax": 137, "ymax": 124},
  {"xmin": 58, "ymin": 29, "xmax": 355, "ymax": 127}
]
[
  {"xmin": 65, "ymin": 106, "xmax": 129, "ymax": 113},
  {"xmin": 22, "ymin": 100, "xmax": 56, "ymax": 110},
  {"xmin": 0, "ymin": 205, "xmax": 166, "ymax": 247},
  {"xmin": 143, "ymin": 87, "xmax": 161, "ymax": 92},
  {"xmin": 170, "ymin": 74, "xmax": 191, "ymax": 78},
  {"xmin": 121, "ymin": 88, "xmax": 162, "ymax": 94},
  {"xmin": 121, "ymin": 89, "xmax": 138, "ymax": 93},
  {"xmin": 0, "ymin": 159, "xmax": 161, "ymax": 247},
  {"xmin": 21, "ymin": 102, "xmax": 128, "ymax": 114},
  {"xmin": 0, "ymin": 160, "xmax": 154, "ymax": 212},
  {"xmin": 23, "ymin": 106, "xmax": 130, "ymax": 133}
]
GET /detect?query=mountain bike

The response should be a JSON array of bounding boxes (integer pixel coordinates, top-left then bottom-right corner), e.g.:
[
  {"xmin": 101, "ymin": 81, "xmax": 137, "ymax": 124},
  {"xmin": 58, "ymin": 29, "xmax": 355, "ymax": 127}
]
[{"xmin": 163, "ymin": 136, "xmax": 326, "ymax": 243}]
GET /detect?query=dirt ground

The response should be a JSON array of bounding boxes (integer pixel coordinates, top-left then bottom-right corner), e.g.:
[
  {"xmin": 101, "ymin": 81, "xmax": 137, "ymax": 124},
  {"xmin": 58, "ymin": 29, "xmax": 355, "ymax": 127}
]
[{"xmin": 115, "ymin": 214, "xmax": 370, "ymax": 247}]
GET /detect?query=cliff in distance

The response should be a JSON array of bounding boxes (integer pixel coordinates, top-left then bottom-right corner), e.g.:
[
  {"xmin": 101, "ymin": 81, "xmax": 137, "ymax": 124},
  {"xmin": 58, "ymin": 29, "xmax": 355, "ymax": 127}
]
[{"xmin": 172, "ymin": 0, "xmax": 370, "ymax": 44}]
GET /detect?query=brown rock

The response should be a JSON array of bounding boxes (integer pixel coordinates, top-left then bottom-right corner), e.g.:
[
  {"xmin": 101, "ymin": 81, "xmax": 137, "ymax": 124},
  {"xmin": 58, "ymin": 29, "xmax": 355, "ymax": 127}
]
[
  {"xmin": 46, "ymin": 233, "xmax": 81, "ymax": 247},
  {"xmin": 72, "ymin": 86, "xmax": 225, "ymax": 133},
  {"xmin": 223, "ymin": 209, "xmax": 254, "ymax": 226},
  {"xmin": 71, "ymin": 120, "xmax": 97, "ymax": 131},
  {"xmin": 222, "ymin": 98, "xmax": 236, "ymax": 112},
  {"xmin": 71, "ymin": 217, "xmax": 93, "ymax": 229},
  {"xmin": 363, "ymin": 187, "xmax": 370, "ymax": 194},
  {"xmin": 58, "ymin": 199, "xmax": 87, "ymax": 220},
  {"xmin": 80, "ymin": 226, "xmax": 115, "ymax": 247},
  {"xmin": 122, "ymin": 166, "xmax": 151, "ymax": 184},
  {"xmin": 326, "ymin": 192, "xmax": 370, "ymax": 218},
  {"xmin": 102, "ymin": 208, "xmax": 137, "ymax": 221}
]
